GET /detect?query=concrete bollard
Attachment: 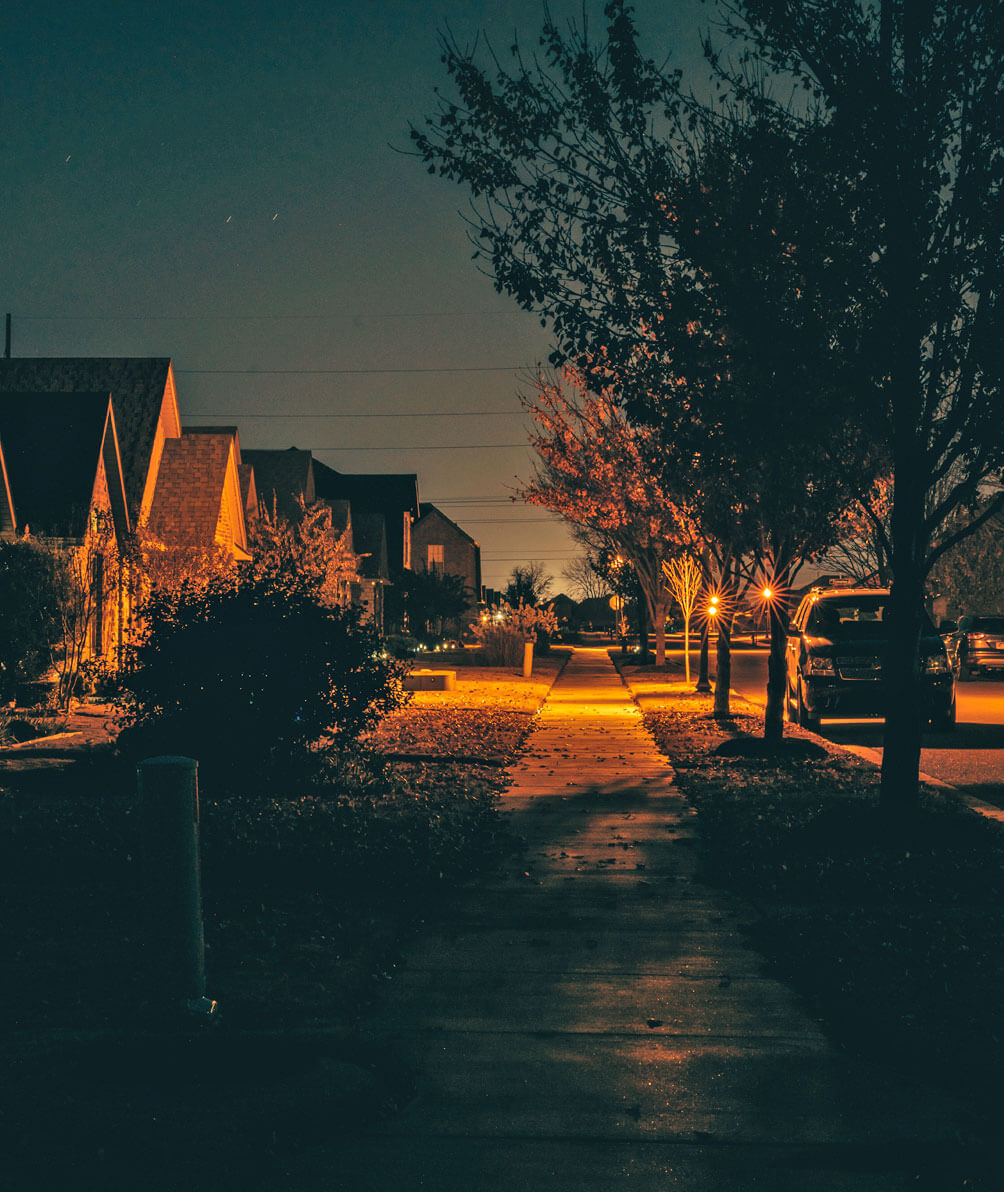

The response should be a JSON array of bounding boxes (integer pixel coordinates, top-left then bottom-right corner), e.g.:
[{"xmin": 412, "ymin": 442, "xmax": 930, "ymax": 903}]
[
  {"xmin": 137, "ymin": 756, "xmax": 216, "ymax": 1017},
  {"xmin": 522, "ymin": 640, "xmax": 534, "ymax": 678}
]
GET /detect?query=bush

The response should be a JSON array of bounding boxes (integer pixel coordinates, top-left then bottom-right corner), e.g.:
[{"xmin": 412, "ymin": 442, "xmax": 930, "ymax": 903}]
[
  {"xmin": 472, "ymin": 600, "xmax": 560, "ymax": 666},
  {"xmin": 0, "ymin": 540, "xmax": 61, "ymax": 702},
  {"xmin": 117, "ymin": 579, "xmax": 407, "ymax": 790}
]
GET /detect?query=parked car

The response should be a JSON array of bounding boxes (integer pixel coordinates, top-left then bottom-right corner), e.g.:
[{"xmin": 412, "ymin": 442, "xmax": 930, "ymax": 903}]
[
  {"xmin": 947, "ymin": 614, "xmax": 1004, "ymax": 679},
  {"xmin": 785, "ymin": 586, "xmax": 956, "ymax": 730}
]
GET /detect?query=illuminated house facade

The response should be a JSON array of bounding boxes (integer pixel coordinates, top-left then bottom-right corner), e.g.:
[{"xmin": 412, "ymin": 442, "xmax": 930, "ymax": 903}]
[
  {"xmin": 0, "ymin": 359, "xmax": 252, "ymax": 673},
  {"xmin": 411, "ymin": 502, "xmax": 483, "ymax": 633}
]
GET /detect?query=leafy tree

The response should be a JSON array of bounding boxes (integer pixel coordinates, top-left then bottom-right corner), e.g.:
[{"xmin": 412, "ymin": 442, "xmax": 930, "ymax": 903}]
[
  {"xmin": 709, "ymin": 2, "xmax": 1004, "ymax": 806},
  {"xmin": 0, "ymin": 539, "xmax": 61, "ymax": 702},
  {"xmin": 414, "ymin": 1, "xmax": 880, "ymax": 736},
  {"xmin": 416, "ymin": 1, "xmax": 1001, "ymax": 790},
  {"xmin": 504, "ymin": 560, "xmax": 553, "ymax": 607},
  {"xmin": 517, "ymin": 368, "xmax": 697, "ymax": 667},
  {"xmin": 385, "ymin": 567, "xmax": 472, "ymax": 644},
  {"xmin": 249, "ymin": 494, "xmax": 358, "ymax": 606}
]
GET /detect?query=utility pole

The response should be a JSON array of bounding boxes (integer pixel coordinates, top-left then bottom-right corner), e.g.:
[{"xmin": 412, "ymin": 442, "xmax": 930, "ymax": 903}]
[{"xmin": 4, "ymin": 313, "xmax": 10, "ymax": 358}]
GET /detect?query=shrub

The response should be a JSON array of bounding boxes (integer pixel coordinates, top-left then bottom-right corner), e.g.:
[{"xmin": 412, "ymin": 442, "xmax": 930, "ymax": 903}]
[
  {"xmin": 117, "ymin": 578, "xmax": 407, "ymax": 790},
  {"xmin": 471, "ymin": 600, "xmax": 560, "ymax": 666},
  {"xmin": 0, "ymin": 539, "xmax": 61, "ymax": 703}
]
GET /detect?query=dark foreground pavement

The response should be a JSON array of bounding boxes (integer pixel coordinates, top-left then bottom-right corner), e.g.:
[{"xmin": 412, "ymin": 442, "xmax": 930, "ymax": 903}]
[{"xmin": 285, "ymin": 648, "xmax": 967, "ymax": 1190}]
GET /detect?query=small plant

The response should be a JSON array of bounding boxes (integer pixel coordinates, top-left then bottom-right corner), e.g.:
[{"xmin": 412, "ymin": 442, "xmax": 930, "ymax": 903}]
[{"xmin": 472, "ymin": 600, "xmax": 559, "ymax": 666}]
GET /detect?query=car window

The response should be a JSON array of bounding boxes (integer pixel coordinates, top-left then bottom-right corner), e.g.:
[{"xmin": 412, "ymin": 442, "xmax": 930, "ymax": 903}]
[
  {"xmin": 971, "ymin": 617, "xmax": 1004, "ymax": 633},
  {"xmin": 806, "ymin": 598, "xmax": 886, "ymax": 635}
]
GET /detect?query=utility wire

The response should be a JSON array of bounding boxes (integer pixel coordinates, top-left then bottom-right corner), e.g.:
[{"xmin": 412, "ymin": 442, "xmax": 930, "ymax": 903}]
[
  {"xmin": 177, "ymin": 366, "xmax": 526, "ymax": 375},
  {"xmin": 308, "ymin": 443, "xmax": 527, "ymax": 451},
  {"xmin": 185, "ymin": 410, "xmax": 521, "ymax": 419}
]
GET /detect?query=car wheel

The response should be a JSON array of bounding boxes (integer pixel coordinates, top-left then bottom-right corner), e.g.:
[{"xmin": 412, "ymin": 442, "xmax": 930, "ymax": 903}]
[{"xmin": 796, "ymin": 679, "xmax": 819, "ymax": 731}]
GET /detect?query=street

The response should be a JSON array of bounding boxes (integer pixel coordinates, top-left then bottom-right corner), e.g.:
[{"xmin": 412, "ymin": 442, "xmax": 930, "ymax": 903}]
[{"xmin": 711, "ymin": 644, "xmax": 1004, "ymax": 808}]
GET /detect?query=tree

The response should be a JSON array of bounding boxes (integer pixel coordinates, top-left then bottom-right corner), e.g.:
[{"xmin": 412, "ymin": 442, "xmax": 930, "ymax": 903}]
[
  {"xmin": 561, "ymin": 555, "xmax": 610, "ymax": 601},
  {"xmin": 516, "ymin": 367, "xmax": 697, "ymax": 668},
  {"xmin": 928, "ymin": 494, "xmax": 1004, "ymax": 619},
  {"xmin": 504, "ymin": 561, "xmax": 553, "ymax": 607},
  {"xmin": 708, "ymin": 1, "xmax": 1004, "ymax": 808},
  {"xmin": 385, "ymin": 568, "xmax": 472, "ymax": 644},
  {"xmin": 414, "ymin": 1, "xmax": 881, "ymax": 736},
  {"xmin": 249, "ymin": 495, "xmax": 358, "ymax": 606},
  {"xmin": 0, "ymin": 539, "xmax": 61, "ymax": 702},
  {"xmin": 662, "ymin": 554, "xmax": 704, "ymax": 683},
  {"xmin": 416, "ymin": 2, "xmax": 1001, "ymax": 790}
]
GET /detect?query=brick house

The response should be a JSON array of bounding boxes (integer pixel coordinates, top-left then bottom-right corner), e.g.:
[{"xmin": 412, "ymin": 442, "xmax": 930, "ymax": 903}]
[{"xmin": 411, "ymin": 502, "xmax": 483, "ymax": 633}]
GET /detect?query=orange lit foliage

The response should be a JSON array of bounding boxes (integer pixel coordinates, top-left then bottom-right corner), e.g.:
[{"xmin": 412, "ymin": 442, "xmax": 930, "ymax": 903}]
[
  {"xmin": 518, "ymin": 367, "xmax": 696, "ymax": 666},
  {"xmin": 250, "ymin": 496, "xmax": 358, "ymax": 607}
]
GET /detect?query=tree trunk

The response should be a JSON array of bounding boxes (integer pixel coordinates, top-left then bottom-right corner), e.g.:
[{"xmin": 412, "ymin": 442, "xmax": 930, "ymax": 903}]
[
  {"xmin": 654, "ymin": 600, "xmax": 667, "ymax": 668},
  {"xmin": 880, "ymin": 453, "xmax": 927, "ymax": 816},
  {"xmin": 682, "ymin": 614, "xmax": 692, "ymax": 683},
  {"xmin": 696, "ymin": 622, "xmax": 711, "ymax": 692},
  {"xmin": 637, "ymin": 582, "xmax": 651, "ymax": 662},
  {"xmin": 712, "ymin": 616, "xmax": 732, "ymax": 720}
]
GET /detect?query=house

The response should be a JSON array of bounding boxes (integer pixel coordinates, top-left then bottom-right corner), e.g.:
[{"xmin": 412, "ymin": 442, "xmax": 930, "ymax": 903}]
[
  {"xmin": 0, "ymin": 391, "xmax": 131, "ymax": 665},
  {"xmin": 311, "ymin": 459, "xmax": 420, "ymax": 577},
  {"xmin": 239, "ymin": 447, "xmax": 369, "ymax": 614},
  {"xmin": 311, "ymin": 458, "xmax": 421, "ymax": 632},
  {"xmin": 411, "ymin": 502, "xmax": 483, "ymax": 630},
  {"xmin": 0, "ymin": 357, "xmax": 182, "ymax": 530},
  {"xmin": 242, "ymin": 447, "xmax": 316, "ymax": 520},
  {"xmin": 0, "ymin": 358, "xmax": 248, "ymax": 671},
  {"xmin": 146, "ymin": 429, "xmax": 251, "ymax": 563}
]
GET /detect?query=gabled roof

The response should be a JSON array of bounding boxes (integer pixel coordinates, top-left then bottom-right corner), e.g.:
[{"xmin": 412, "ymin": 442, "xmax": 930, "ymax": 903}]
[
  {"xmin": 147, "ymin": 432, "xmax": 247, "ymax": 555},
  {"xmin": 0, "ymin": 392, "xmax": 128, "ymax": 540},
  {"xmin": 313, "ymin": 458, "xmax": 420, "ymax": 521},
  {"xmin": 243, "ymin": 447, "xmax": 315, "ymax": 518},
  {"xmin": 183, "ymin": 425, "xmax": 242, "ymax": 464},
  {"xmin": 0, "ymin": 358, "xmax": 178, "ymax": 526},
  {"xmin": 312, "ymin": 458, "xmax": 419, "ymax": 572},
  {"xmin": 416, "ymin": 502, "xmax": 479, "ymax": 548},
  {"xmin": 238, "ymin": 463, "xmax": 258, "ymax": 522}
]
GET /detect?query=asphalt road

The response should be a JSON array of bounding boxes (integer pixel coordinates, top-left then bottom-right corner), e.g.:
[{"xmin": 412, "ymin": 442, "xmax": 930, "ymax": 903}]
[{"xmin": 718, "ymin": 643, "xmax": 1004, "ymax": 808}]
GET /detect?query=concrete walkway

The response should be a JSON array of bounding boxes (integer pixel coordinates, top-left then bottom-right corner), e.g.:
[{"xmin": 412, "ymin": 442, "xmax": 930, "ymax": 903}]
[{"xmin": 297, "ymin": 648, "xmax": 964, "ymax": 1190}]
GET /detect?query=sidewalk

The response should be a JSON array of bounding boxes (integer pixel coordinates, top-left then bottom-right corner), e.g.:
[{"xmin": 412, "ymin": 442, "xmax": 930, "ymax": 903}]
[{"xmin": 289, "ymin": 647, "xmax": 964, "ymax": 1190}]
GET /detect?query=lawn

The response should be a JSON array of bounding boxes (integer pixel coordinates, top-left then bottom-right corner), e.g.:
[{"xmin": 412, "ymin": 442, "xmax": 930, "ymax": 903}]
[
  {"xmin": 0, "ymin": 654, "xmax": 565, "ymax": 1191},
  {"xmin": 616, "ymin": 652, "xmax": 1004, "ymax": 1178}
]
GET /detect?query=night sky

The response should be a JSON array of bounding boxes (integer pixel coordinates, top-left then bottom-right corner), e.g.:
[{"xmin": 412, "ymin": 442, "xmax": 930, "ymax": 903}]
[{"xmin": 4, "ymin": 0, "xmax": 710, "ymax": 591}]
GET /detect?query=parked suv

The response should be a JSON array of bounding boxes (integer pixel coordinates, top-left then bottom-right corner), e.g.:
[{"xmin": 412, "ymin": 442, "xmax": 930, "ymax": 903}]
[
  {"xmin": 948, "ymin": 614, "xmax": 1004, "ymax": 679},
  {"xmin": 785, "ymin": 587, "xmax": 956, "ymax": 730}
]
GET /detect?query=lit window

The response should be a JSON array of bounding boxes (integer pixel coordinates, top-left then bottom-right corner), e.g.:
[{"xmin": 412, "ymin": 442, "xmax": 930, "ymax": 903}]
[{"xmin": 427, "ymin": 544, "xmax": 444, "ymax": 573}]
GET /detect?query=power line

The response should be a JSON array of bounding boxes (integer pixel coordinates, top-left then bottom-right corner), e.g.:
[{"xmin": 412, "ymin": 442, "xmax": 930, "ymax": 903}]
[
  {"xmin": 177, "ymin": 366, "xmax": 526, "ymax": 376},
  {"xmin": 185, "ymin": 410, "xmax": 521, "ymax": 419},
  {"xmin": 14, "ymin": 310, "xmax": 531, "ymax": 322},
  {"xmin": 309, "ymin": 443, "xmax": 527, "ymax": 451}
]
